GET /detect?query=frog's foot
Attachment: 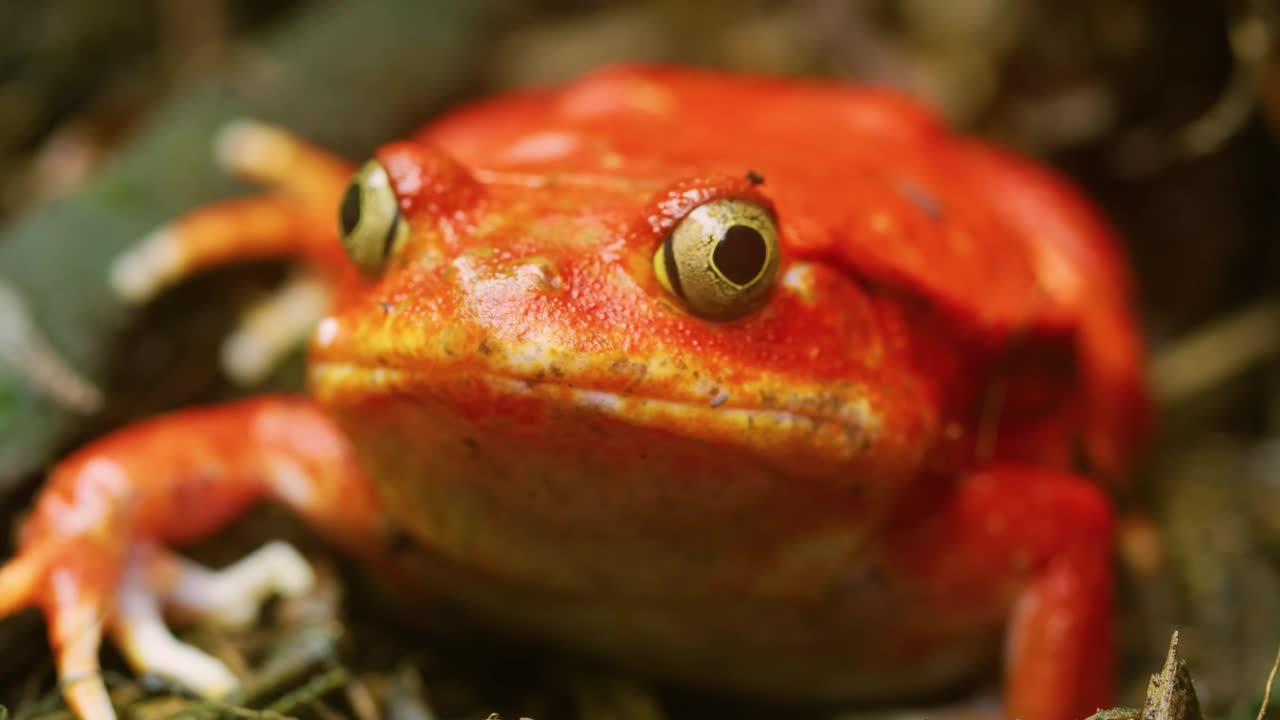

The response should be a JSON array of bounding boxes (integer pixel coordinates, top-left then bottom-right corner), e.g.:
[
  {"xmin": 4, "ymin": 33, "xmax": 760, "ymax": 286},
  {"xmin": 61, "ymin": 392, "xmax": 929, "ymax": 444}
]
[
  {"xmin": 108, "ymin": 120, "xmax": 356, "ymax": 383},
  {"xmin": 112, "ymin": 541, "xmax": 314, "ymax": 684},
  {"xmin": 0, "ymin": 537, "xmax": 314, "ymax": 720},
  {"xmin": 0, "ymin": 398, "xmax": 382, "ymax": 720}
]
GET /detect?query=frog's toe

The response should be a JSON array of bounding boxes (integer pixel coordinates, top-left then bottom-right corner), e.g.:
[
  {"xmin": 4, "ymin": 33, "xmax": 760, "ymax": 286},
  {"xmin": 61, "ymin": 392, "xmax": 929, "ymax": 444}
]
[
  {"xmin": 155, "ymin": 540, "xmax": 316, "ymax": 628},
  {"xmin": 221, "ymin": 271, "xmax": 331, "ymax": 385},
  {"xmin": 111, "ymin": 557, "xmax": 239, "ymax": 698},
  {"xmin": 58, "ymin": 605, "xmax": 115, "ymax": 720},
  {"xmin": 108, "ymin": 226, "xmax": 183, "ymax": 304},
  {"xmin": 111, "ymin": 541, "xmax": 314, "ymax": 696},
  {"xmin": 214, "ymin": 119, "xmax": 290, "ymax": 175},
  {"xmin": 212, "ymin": 118, "xmax": 351, "ymax": 199}
]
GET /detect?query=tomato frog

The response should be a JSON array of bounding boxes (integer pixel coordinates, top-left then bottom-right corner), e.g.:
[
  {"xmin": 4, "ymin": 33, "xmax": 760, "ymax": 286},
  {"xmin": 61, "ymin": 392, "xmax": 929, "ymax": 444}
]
[{"xmin": 0, "ymin": 65, "xmax": 1150, "ymax": 720}]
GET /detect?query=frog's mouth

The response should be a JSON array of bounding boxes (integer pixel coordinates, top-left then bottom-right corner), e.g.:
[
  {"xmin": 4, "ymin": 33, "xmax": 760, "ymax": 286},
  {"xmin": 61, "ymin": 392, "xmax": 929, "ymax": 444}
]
[{"xmin": 310, "ymin": 359, "xmax": 891, "ymax": 469}]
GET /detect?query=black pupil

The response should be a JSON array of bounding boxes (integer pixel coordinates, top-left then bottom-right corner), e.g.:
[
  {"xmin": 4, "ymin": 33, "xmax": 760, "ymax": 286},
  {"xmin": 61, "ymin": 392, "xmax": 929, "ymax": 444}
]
[
  {"xmin": 339, "ymin": 182, "xmax": 361, "ymax": 237},
  {"xmin": 714, "ymin": 224, "xmax": 767, "ymax": 285}
]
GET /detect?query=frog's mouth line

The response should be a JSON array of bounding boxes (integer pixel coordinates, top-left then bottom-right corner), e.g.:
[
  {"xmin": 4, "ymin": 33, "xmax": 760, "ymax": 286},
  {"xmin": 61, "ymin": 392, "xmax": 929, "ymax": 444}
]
[{"xmin": 311, "ymin": 361, "xmax": 883, "ymax": 464}]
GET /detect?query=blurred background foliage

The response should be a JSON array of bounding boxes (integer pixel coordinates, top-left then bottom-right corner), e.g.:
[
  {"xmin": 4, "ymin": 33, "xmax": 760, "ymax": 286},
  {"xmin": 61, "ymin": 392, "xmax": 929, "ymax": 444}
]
[{"xmin": 1, "ymin": 1, "xmax": 1279, "ymax": 718}]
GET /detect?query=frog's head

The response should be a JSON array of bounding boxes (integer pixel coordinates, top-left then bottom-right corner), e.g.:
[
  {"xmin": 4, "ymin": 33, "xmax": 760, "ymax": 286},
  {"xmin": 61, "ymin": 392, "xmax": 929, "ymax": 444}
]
[
  {"xmin": 309, "ymin": 146, "xmax": 929, "ymax": 488},
  {"xmin": 309, "ymin": 69, "xmax": 942, "ymax": 489}
]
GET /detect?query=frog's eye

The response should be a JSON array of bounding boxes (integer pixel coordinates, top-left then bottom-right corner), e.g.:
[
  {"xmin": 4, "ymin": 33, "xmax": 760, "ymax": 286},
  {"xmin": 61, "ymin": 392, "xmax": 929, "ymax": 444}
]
[
  {"xmin": 652, "ymin": 198, "xmax": 780, "ymax": 320},
  {"xmin": 339, "ymin": 159, "xmax": 409, "ymax": 276}
]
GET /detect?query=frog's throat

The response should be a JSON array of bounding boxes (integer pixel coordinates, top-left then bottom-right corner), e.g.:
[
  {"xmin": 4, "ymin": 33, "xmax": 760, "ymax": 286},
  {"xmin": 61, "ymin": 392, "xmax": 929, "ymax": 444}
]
[{"xmin": 310, "ymin": 361, "xmax": 884, "ymax": 466}]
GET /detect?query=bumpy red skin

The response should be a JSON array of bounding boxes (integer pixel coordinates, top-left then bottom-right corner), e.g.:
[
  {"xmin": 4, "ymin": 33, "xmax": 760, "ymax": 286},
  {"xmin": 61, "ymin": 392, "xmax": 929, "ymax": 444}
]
[{"xmin": 2, "ymin": 66, "xmax": 1149, "ymax": 720}]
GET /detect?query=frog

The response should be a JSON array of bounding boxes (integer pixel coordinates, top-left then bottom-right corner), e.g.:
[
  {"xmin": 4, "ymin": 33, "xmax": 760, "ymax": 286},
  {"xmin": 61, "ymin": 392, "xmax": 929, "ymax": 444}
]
[{"xmin": 0, "ymin": 65, "xmax": 1150, "ymax": 720}]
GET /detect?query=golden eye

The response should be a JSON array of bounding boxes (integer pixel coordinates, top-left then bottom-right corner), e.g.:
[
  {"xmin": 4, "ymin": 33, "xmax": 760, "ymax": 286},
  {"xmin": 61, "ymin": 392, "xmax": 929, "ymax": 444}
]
[
  {"xmin": 339, "ymin": 159, "xmax": 409, "ymax": 276},
  {"xmin": 652, "ymin": 198, "xmax": 780, "ymax": 320}
]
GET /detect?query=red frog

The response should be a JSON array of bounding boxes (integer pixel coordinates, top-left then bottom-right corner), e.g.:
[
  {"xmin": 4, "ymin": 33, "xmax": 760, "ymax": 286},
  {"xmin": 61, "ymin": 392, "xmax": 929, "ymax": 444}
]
[{"xmin": 0, "ymin": 65, "xmax": 1149, "ymax": 720}]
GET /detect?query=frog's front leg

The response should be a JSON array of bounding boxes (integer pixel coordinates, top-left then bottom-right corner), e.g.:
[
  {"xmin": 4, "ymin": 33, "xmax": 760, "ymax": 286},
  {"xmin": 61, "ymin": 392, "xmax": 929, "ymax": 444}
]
[
  {"xmin": 0, "ymin": 397, "xmax": 381, "ymax": 720},
  {"xmin": 888, "ymin": 467, "xmax": 1114, "ymax": 720},
  {"xmin": 109, "ymin": 120, "xmax": 360, "ymax": 384}
]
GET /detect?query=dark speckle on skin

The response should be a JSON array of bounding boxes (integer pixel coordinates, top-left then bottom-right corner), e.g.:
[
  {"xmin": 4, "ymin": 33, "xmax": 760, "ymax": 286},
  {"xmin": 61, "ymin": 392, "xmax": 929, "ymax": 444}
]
[
  {"xmin": 462, "ymin": 436, "xmax": 479, "ymax": 452},
  {"xmin": 608, "ymin": 358, "xmax": 648, "ymax": 387},
  {"xmin": 893, "ymin": 178, "xmax": 943, "ymax": 221},
  {"xmin": 380, "ymin": 302, "xmax": 396, "ymax": 314},
  {"xmin": 745, "ymin": 169, "xmax": 765, "ymax": 185},
  {"xmin": 549, "ymin": 365, "xmax": 565, "ymax": 379},
  {"xmin": 710, "ymin": 391, "xmax": 729, "ymax": 408},
  {"xmin": 478, "ymin": 338, "xmax": 493, "ymax": 356}
]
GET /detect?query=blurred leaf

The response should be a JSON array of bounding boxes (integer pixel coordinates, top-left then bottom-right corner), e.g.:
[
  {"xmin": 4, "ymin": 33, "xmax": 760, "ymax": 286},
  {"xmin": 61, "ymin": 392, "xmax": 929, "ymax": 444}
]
[{"xmin": 0, "ymin": 0, "xmax": 519, "ymax": 485}]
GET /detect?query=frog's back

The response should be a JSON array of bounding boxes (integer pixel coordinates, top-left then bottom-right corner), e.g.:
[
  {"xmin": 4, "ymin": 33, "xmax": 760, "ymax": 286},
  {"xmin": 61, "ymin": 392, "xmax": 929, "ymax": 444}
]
[{"xmin": 421, "ymin": 64, "xmax": 1150, "ymax": 477}]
